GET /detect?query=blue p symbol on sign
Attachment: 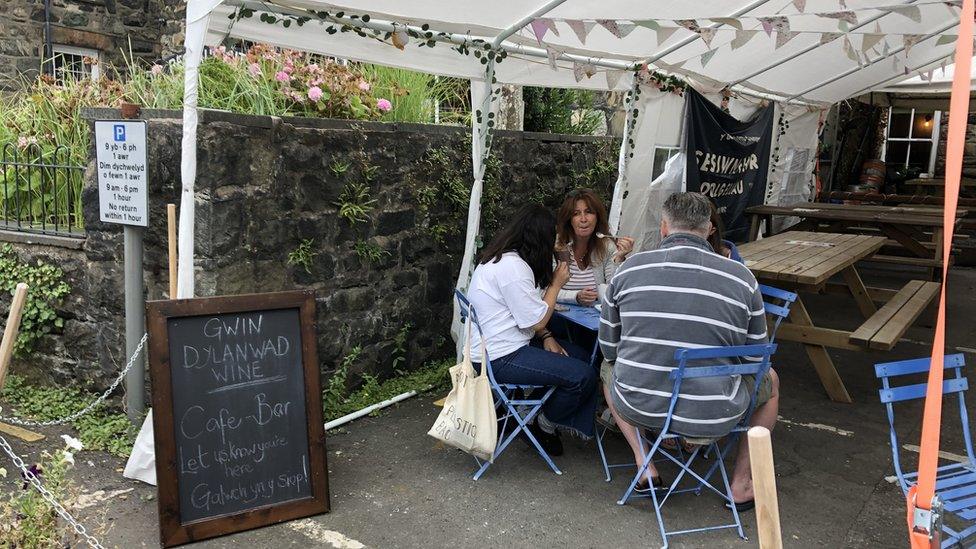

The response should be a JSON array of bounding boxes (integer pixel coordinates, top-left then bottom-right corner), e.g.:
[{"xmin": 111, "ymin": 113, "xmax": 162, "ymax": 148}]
[{"xmin": 114, "ymin": 125, "xmax": 126, "ymax": 142}]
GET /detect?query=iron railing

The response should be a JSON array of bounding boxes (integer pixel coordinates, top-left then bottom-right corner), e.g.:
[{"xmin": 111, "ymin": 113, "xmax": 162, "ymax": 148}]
[{"xmin": 0, "ymin": 143, "xmax": 84, "ymax": 237}]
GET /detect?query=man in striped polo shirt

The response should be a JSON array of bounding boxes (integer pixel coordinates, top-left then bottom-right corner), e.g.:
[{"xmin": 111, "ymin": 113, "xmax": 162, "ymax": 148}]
[{"xmin": 599, "ymin": 192, "xmax": 778, "ymax": 508}]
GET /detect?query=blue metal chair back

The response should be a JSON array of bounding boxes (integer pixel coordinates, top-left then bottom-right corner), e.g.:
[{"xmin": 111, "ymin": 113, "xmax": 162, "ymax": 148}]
[
  {"xmin": 758, "ymin": 284, "xmax": 797, "ymax": 342},
  {"xmin": 618, "ymin": 343, "xmax": 777, "ymax": 548},
  {"xmin": 874, "ymin": 354, "xmax": 975, "ymax": 491},
  {"xmin": 453, "ymin": 289, "xmax": 562, "ymax": 480}
]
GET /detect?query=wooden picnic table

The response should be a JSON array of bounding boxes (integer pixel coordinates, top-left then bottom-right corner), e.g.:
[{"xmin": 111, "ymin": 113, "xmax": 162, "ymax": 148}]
[
  {"xmin": 745, "ymin": 202, "xmax": 967, "ymax": 278},
  {"xmin": 739, "ymin": 231, "xmax": 941, "ymax": 403}
]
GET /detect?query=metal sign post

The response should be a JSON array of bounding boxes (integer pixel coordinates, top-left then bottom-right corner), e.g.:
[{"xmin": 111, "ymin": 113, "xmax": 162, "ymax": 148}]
[{"xmin": 95, "ymin": 119, "xmax": 148, "ymax": 425}]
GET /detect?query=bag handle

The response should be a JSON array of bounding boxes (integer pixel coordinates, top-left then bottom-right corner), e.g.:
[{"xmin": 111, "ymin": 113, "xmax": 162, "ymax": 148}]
[{"xmin": 464, "ymin": 306, "xmax": 489, "ymax": 380}]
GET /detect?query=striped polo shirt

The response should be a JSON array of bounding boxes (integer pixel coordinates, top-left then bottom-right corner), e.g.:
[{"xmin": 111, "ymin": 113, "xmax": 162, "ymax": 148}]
[{"xmin": 598, "ymin": 233, "xmax": 768, "ymax": 438}]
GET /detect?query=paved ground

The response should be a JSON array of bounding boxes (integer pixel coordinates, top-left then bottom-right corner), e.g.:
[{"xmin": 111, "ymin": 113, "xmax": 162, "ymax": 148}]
[{"xmin": 4, "ymin": 262, "xmax": 976, "ymax": 548}]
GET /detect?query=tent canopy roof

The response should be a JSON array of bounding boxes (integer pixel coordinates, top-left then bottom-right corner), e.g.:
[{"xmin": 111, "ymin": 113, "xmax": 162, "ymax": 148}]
[{"xmin": 204, "ymin": 0, "xmax": 965, "ymax": 104}]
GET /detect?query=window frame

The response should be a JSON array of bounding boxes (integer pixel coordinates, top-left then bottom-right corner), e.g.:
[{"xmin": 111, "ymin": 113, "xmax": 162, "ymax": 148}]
[
  {"xmin": 651, "ymin": 145, "xmax": 680, "ymax": 181},
  {"xmin": 881, "ymin": 107, "xmax": 941, "ymax": 177},
  {"xmin": 51, "ymin": 44, "xmax": 100, "ymax": 81}
]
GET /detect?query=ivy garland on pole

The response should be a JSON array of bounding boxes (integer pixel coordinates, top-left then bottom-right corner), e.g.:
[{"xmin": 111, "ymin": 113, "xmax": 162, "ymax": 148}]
[{"xmin": 765, "ymin": 111, "xmax": 789, "ymax": 205}]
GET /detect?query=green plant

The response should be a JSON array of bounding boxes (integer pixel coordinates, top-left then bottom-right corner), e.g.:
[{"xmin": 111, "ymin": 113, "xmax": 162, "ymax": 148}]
[
  {"xmin": 356, "ymin": 64, "xmax": 469, "ymax": 124},
  {"xmin": 413, "ymin": 147, "xmax": 471, "ymax": 244},
  {"xmin": 287, "ymin": 238, "xmax": 317, "ymax": 273},
  {"xmin": 361, "ymin": 163, "xmax": 380, "ymax": 182},
  {"xmin": 323, "ymin": 346, "xmax": 360, "ymax": 415},
  {"xmin": 329, "ymin": 160, "xmax": 350, "ymax": 178},
  {"xmin": 0, "ymin": 435, "xmax": 92, "ymax": 546},
  {"xmin": 523, "ymin": 87, "xmax": 603, "ymax": 135},
  {"xmin": 0, "ymin": 375, "xmax": 136, "ymax": 457},
  {"xmin": 322, "ymin": 357, "xmax": 452, "ymax": 422},
  {"xmin": 0, "ymin": 245, "xmax": 70, "ymax": 357},
  {"xmin": 391, "ymin": 323, "xmax": 412, "ymax": 370},
  {"xmin": 354, "ymin": 240, "xmax": 390, "ymax": 263},
  {"xmin": 335, "ymin": 182, "xmax": 377, "ymax": 225}
]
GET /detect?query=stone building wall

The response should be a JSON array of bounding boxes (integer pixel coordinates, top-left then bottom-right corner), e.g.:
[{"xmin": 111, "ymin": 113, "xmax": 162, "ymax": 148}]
[
  {"xmin": 4, "ymin": 109, "xmax": 619, "ymax": 397},
  {"xmin": 0, "ymin": 0, "xmax": 186, "ymax": 90}
]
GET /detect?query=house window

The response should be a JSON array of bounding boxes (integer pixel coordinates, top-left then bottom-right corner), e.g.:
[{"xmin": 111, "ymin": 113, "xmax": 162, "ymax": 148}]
[
  {"xmin": 882, "ymin": 108, "xmax": 941, "ymax": 176},
  {"xmin": 652, "ymin": 146, "xmax": 680, "ymax": 181},
  {"xmin": 51, "ymin": 45, "xmax": 100, "ymax": 81}
]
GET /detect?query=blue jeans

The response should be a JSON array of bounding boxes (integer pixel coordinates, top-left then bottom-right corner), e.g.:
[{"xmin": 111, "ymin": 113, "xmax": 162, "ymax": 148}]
[{"xmin": 480, "ymin": 338, "xmax": 598, "ymax": 438}]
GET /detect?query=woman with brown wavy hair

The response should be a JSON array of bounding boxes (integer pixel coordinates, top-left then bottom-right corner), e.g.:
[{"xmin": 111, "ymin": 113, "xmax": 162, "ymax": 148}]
[{"xmin": 555, "ymin": 189, "xmax": 634, "ymax": 306}]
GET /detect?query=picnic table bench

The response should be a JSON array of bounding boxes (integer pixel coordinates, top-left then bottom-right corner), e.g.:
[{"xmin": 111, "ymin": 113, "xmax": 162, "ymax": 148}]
[
  {"xmin": 745, "ymin": 202, "xmax": 967, "ymax": 278},
  {"xmin": 739, "ymin": 231, "xmax": 940, "ymax": 403}
]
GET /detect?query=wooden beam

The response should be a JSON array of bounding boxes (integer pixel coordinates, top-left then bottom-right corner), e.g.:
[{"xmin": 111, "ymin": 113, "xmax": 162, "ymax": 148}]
[
  {"xmin": 0, "ymin": 283, "xmax": 28, "ymax": 389},
  {"xmin": 841, "ymin": 266, "xmax": 877, "ymax": 318},
  {"xmin": 749, "ymin": 427, "xmax": 783, "ymax": 549},
  {"xmin": 788, "ymin": 297, "xmax": 853, "ymax": 403},
  {"xmin": 774, "ymin": 324, "xmax": 862, "ymax": 351}
]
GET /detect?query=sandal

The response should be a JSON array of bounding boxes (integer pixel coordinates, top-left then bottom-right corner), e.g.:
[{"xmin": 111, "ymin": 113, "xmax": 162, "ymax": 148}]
[
  {"xmin": 660, "ymin": 437, "xmax": 695, "ymax": 453},
  {"xmin": 635, "ymin": 475, "xmax": 665, "ymax": 493}
]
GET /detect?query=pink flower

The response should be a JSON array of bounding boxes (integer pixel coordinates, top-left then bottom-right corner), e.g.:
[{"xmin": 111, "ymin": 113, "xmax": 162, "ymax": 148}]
[
  {"xmin": 275, "ymin": 71, "xmax": 290, "ymax": 83},
  {"xmin": 248, "ymin": 63, "xmax": 261, "ymax": 77},
  {"xmin": 358, "ymin": 81, "xmax": 371, "ymax": 92},
  {"xmin": 283, "ymin": 64, "xmax": 294, "ymax": 74},
  {"xmin": 308, "ymin": 86, "xmax": 323, "ymax": 101},
  {"xmin": 150, "ymin": 64, "xmax": 163, "ymax": 76},
  {"xmin": 376, "ymin": 98, "xmax": 392, "ymax": 112}
]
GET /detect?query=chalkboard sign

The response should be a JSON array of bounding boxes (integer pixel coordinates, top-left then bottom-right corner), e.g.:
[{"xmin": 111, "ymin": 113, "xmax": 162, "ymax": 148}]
[{"xmin": 147, "ymin": 291, "xmax": 329, "ymax": 547}]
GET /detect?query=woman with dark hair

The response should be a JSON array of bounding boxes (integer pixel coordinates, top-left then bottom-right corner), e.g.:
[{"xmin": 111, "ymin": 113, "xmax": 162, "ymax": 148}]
[
  {"xmin": 707, "ymin": 202, "xmax": 743, "ymax": 263},
  {"xmin": 468, "ymin": 204, "xmax": 599, "ymax": 455},
  {"xmin": 555, "ymin": 189, "xmax": 634, "ymax": 306}
]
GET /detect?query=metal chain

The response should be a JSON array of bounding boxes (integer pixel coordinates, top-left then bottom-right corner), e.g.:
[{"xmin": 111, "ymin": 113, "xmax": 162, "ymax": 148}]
[
  {"xmin": 0, "ymin": 434, "xmax": 105, "ymax": 548},
  {"xmin": 0, "ymin": 333, "xmax": 148, "ymax": 427}
]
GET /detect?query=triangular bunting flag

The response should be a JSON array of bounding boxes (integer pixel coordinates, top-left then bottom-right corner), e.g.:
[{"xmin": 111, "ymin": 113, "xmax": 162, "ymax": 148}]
[
  {"xmin": 606, "ymin": 70, "xmax": 625, "ymax": 89},
  {"xmin": 776, "ymin": 30, "xmax": 798, "ymax": 49},
  {"xmin": 926, "ymin": 69, "xmax": 934, "ymax": 81},
  {"xmin": 635, "ymin": 20, "xmax": 660, "ymax": 31},
  {"xmin": 699, "ymin": 27, "xmax": 717, "ymax": 48},
  {"xmin": 862, "ymin": 33, "xmax": 884, "ymax": 53},
  {"xmin": 882, "ymin": 40, "xmax": 890, "ymax": 56},
  {"xmin": 760, "ymin": 18, "xmax": 774, "ymax": 36},
  {"xmin": 675, "ymin": 19, "xmax": 701, "ymax": 34},
  {"xmin": 819, "ymin": 32, "xmax": 842, "ymax": 45},
  {"xmin": 572, "ymin": 62, "xmax": 586, "ymax": 82},
  {"xmin": 700, "ymin": 49, "xmax": 718, "ymax": 67},
  {"xmin": 937, "ymin": 34, "xmax": 958, "ymax": 46},
  {"xmin": 903, "ymin": 34, "xmax": 924, "ymax": 56},
  {"xmin": 597, "ymin": 19, "xmax": 622, "ymax": 38},
  {"xmin": 759, "ymin": 16, "xmax": 790, "ymax": 38},
  {"xmin": 566, "ymin": 20, "xmax": 592, "ymax": 44},
  {"xmin": 941, "ymin": 59, "xmax": 948, "ymax": 76},
  {"xmin": 583, "ymin": 64, "xmax": 596, "ymax": 78},
  {"xmin": 530, "ymin": 19, "xmax": 549, "ymax": 44},
  {"xmin": 919, "ymin": 70, "xmax": 932, "ymax": 81},
  {"xmin": 617, "ymin": 23, "xmax": 637, "ymax": 39},
  {"xmin": 544, "ymin": 44, "xmax": 566, "ymax": 70},
  {"xmin": 843, "ymin": 36, "xmax": 859, "ymax": 62},
  {"xmin": 731, "ymin": 29, "xmax": 759, "ymax": 50},
  {"xmin": 891, "ymin": 5, "xmax": 922, "ymax": 23},
  {"xmin": 792, "ymin": 0, "xmax": 807, "ymax": 12},
  {"xmin": 655, "ymin": 26, "xmax": 679, "ymax": 45},
  {"xmin": 546, "ymin": 19, "xmax": 559, "ymax": 36},
  {"xmin": 892, "ymin": 55, "xmax": 900, "ymax": 72},
  {"xmin": 819, "ymin": 11, "xmax": 858, "ymax": 25},
  {"xmin": 709, "ymin": 18, "xmax": 743, "ymax": 30},
  {"xmin": 839, "ymin": 0, "xmax": 847, "ymax": 7}
]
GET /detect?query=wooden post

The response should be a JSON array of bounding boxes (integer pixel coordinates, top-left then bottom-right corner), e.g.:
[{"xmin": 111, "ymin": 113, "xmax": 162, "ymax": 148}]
[
  {"xmin": 0, "ymin": 282, "xmax": 44, "ymax": 442},
  {"xmin": 0, "ymin": 283, "xmax": 29, "ymax": 389},
  {"xmin": 749, "ymin": 426, "xmax": 783, "ymax": 549},
  {"xmin": 168, "ymin": 203, "xmax": 177, "ymax": 299}
]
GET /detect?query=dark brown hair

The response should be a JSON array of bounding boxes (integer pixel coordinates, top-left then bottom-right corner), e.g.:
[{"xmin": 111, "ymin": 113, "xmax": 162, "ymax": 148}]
[
  {"xmin": 479, "ymin": 204, "xmax": 557, "ymax": 289},
  {"xmin": 556, "ymin": 188, "xmax": 610, "ymax": 269},
  {"xmin": 707, "ymin": 200, "xmax": 731, "ymax": 258}
]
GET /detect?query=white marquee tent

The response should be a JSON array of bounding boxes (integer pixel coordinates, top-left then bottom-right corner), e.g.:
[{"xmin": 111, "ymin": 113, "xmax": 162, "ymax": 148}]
[
  {"xmin": 176, "ymin": 0, "xmax": 967, "ymax": 303},
  {"xmin": 121, "ymin": 0, "xmax": 968, "ymax": 486}
]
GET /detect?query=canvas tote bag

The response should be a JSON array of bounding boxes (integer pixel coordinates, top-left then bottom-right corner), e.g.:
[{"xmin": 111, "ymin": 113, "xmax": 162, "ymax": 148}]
[{"xmin": 428, "ymin": 318, "xmax": 497, "ymax": 461}]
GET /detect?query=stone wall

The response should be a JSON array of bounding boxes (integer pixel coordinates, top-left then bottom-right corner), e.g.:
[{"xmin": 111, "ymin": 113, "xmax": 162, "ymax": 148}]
[
  {"xmin": 934, "ymin": 112, "xmax": 976, "ymax": 180},
  {"xmin": 0, "ymin": 0, "xmax": 186, "ymax": 90},
  {"xmin": 5, "ymin": 109, "xmax": 619, "ymax": 396}
]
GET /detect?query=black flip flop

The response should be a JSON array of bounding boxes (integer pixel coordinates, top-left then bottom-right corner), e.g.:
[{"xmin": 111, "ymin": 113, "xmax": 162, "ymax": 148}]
[
  {"xmin": 635, "ymin": 475, "xmax": 665, "ymax": 493},
  {"xmin": 724, "ymin": 499, "xmax": 756, "ymax": 512}
]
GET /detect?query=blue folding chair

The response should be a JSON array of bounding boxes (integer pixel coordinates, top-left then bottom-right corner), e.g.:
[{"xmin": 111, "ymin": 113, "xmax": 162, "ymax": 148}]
[
  {"xmin": 758, "ymin": 284, "xmax": 797, "ymax": 342},
  {"xmin": 454, "ymin": 290, "xmax": 562, "ymax": 480},
  {"xmin": 875, "ymin": 354, "xmax": 976, "ymax": 548},
  {"xmin": 617, "ymin": 343, "xmax": 777, "ymax": 548},
  {"xmin": 596, "ymin": 286, "xmax": 793, "ymax": 482}
]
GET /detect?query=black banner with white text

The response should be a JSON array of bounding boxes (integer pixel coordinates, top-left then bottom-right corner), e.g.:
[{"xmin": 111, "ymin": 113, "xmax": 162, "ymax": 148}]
[{"xmin": 685, "ymin": 88, "xmax": 774, "ymax": 242}]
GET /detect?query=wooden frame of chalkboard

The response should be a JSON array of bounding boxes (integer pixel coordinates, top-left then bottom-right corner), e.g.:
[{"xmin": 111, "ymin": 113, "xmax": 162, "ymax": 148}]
[{"xmin": 147, "ymin": 290, "xmax": 329, "ymax": 547}]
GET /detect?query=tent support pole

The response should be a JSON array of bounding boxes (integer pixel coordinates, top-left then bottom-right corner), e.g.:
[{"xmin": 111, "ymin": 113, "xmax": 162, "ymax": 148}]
[
  {"xmin": 848, "ymin": 52, "xmax": 958, "ymax": 98},
  {"xmin": 728, "ymin": 0, "xmax": 920, "ymax": 87},
  {"xmin": 608, "ymin": 71, "xmax": 641, "ymax": 232},
  {"xmin": 787, "ymin": 20, "xmax": 959, "ymax": 102}
]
